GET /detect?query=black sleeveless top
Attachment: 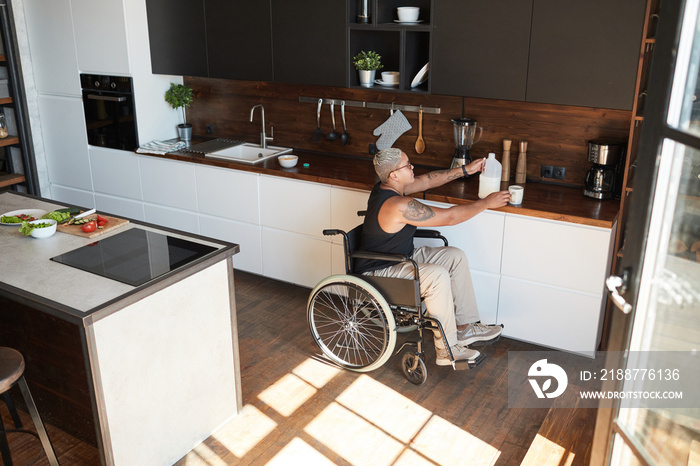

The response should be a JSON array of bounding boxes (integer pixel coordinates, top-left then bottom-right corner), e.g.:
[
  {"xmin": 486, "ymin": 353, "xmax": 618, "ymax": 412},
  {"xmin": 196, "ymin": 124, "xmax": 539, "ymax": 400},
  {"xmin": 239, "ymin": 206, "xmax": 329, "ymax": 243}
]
[{"xmin": 354, "ymin": 183, "xmax": 417, "ymax": 273}]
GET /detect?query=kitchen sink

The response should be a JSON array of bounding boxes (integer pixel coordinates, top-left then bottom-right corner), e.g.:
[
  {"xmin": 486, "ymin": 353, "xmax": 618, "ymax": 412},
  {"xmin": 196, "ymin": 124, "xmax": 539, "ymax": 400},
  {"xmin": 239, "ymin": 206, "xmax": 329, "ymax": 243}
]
[{"xmin": 205, "ymin": 143, "xmax": 292, "ymax": 164}]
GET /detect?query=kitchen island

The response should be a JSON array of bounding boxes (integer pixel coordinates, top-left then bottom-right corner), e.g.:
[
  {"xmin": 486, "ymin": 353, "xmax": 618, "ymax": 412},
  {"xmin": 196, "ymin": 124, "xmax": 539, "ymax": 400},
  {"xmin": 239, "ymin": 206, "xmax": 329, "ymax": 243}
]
[{"xmin": 0, "ymin": 191, "xmax": 241, "ymax": 465}]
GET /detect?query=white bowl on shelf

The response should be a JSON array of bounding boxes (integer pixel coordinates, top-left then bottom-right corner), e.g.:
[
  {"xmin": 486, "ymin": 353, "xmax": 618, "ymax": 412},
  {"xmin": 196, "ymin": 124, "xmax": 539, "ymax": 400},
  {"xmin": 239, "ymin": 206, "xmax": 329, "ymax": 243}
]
[
  {"xmin": 278, "ymin": 155, "xmax": 298, "ymax": 168},
  {"xmin": 28, "ymin": 218, "xmax": 57, "ymax": 239},
  {"xmin": 397, "ymin": 7, "xmax": 420, "ymax": 22}
]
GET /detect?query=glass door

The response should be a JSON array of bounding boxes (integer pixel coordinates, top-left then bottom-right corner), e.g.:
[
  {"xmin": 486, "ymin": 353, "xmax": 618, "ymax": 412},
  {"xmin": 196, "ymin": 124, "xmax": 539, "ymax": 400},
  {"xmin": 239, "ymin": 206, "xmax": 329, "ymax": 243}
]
[{"xmin": 593, "ymin": 0, "xmax": 700, "ymax": 464}]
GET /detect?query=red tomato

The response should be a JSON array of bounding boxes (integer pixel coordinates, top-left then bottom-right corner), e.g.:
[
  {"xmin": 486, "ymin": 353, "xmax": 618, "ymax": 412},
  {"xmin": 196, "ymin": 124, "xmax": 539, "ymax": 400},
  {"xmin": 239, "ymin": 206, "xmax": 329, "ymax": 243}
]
[
  {"xmin": 81, "ymin": 221, "xmax": 97, "ymax": 233},
  {"xmin": 97, "ymin": 215, "xmax": 108, "ymax": 223},
  {"xmin": 97, "ymin": 220, "xmax": 108, "ymax": 227}
]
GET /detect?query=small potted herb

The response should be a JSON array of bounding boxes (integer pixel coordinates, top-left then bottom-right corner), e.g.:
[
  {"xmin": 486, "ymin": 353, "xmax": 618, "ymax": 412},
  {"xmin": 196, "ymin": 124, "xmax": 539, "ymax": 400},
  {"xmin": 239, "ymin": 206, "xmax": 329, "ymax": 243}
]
[
  {"xmin": 353, "ymin": 50, "xmax": 383, "ymax": 87},
  {"xmin": 164, "ymin": 83, "xmax": 194, "ymax": 141}
]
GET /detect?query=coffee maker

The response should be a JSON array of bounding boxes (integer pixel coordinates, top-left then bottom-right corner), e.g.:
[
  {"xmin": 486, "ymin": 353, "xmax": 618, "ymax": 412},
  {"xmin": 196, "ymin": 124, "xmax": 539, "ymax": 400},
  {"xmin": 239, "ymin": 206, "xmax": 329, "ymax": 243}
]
[
  {"xmin": 450, "ymin": 118, "xmax": 483, "ymax": 168},
  {"xmin": 584, "ymin": 139, "xmax": 626, "ymax": 200}
]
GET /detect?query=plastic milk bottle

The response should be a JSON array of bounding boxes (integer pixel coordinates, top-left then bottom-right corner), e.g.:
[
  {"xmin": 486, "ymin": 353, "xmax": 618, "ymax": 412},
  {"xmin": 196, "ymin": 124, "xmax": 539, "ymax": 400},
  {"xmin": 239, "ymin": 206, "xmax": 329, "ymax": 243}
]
[{"xmin": 478, "ymin": 153, "xmax": 502, "ymax": 199}]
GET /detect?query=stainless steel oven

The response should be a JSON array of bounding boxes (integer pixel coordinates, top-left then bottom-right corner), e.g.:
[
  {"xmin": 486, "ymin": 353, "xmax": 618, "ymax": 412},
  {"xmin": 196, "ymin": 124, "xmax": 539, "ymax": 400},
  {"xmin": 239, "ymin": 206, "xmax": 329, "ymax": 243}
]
[{"xmin": 80, "ymin": 74, "xmax": 138, "ymax": 150}]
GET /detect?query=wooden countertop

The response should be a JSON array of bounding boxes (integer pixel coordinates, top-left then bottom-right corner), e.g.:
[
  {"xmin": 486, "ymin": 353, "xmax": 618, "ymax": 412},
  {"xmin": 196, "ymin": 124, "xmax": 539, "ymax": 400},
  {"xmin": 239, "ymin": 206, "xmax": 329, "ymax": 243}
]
[{"xmin": 148, "ymin": 142, "xmax": 620, "ymax": 229}]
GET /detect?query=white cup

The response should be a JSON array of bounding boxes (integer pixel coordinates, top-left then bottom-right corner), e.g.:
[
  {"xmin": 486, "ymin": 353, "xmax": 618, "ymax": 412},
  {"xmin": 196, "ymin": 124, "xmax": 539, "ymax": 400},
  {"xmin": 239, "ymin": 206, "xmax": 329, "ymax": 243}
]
[
  {"xmin": 382, "ymin": 71, "xmax": 399, "ymax": 83},
  {"xmin": 509, "ymin": 185, "xmax": 524, "ymax": 205},
  {"xmin": 397, "ymin": 7, "xmax": 420, "ymax": 22}
]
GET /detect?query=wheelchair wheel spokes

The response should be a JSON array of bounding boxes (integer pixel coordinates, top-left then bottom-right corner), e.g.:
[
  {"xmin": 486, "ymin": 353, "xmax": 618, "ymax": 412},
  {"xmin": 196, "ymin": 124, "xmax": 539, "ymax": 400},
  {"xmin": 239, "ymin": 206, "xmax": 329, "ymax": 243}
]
[{"xmin": 308, "ymin": 276, "xmax": 396, "ymax": 372}]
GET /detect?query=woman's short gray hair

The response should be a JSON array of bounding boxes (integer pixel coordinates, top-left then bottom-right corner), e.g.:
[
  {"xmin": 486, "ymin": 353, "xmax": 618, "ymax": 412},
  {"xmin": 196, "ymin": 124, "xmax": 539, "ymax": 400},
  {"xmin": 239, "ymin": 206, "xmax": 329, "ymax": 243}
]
[{"xmin": 374, "ymin": 148, "xmax": 403, "ymax": 183}]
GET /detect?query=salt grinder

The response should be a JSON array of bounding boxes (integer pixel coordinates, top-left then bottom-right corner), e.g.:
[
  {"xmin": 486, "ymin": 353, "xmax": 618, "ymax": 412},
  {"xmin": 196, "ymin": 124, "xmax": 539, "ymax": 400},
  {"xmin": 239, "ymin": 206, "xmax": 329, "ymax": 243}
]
[
  {"xmin": 515, "ymin": 141, "xmax": 528, "ymax": 184},
  {"xmin": 501, "ymin": 139, "xmax": 511, "ymax": 182}
]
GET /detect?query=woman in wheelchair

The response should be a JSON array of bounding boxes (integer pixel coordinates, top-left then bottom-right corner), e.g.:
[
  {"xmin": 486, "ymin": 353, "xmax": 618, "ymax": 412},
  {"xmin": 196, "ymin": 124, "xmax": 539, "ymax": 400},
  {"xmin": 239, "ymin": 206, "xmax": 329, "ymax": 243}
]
[
  {"xmin": 307, "ymin": 148, "xmax": 511, "ymax": 384},
  {"xmin": 355, "ymin": 148, "xmax": 510, "ymax": 366}
]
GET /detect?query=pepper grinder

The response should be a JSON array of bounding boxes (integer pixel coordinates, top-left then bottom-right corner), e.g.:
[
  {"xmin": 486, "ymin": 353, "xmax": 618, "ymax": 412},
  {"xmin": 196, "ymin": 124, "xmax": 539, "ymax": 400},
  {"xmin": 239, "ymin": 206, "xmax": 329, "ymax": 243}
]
[
  {"xmin": 515, "ymin": 140, "xmax": 528, "ymax": 184},
  {"xmin": 501, "ymin": 139, "xmax": 511, "ymax": 182}
]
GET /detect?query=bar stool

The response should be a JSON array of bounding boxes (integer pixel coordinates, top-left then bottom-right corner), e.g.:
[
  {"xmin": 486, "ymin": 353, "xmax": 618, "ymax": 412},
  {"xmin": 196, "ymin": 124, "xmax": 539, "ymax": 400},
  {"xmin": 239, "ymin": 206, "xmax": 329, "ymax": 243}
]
[{"xmin": 0, "ymin": 347, "xmax": 59, "ymax": 466}]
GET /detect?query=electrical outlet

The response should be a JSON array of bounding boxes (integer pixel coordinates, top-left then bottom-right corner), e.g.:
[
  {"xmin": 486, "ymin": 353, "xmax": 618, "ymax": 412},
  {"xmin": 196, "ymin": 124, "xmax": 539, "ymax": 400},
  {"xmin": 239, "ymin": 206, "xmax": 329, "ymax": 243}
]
[
  {"xmin": 553, "ymin": 166, "xmax": 566, "ymax": 180},
  {"xmin": 541, "ymin": 165, "xmax": 553, "ymax": 178},
  {"xmin": 205, "ymin": 124, "xmax": 214, "ymax": 134}
]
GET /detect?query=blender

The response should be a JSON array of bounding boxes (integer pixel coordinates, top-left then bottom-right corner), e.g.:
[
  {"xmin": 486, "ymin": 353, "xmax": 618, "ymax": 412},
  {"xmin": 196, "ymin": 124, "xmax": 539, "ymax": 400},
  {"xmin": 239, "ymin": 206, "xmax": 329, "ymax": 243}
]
[{"xmin": 450, "ymin": 118, "xmax": 483, "ymax": 168}]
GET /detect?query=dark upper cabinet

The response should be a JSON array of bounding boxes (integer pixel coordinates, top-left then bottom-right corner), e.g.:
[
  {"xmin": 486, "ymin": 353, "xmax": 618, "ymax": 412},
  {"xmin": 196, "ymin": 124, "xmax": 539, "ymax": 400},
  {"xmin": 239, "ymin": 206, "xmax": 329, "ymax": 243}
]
[
  {"xmin": 206, "ymin": 0, "xmax": 273, "ymax": 81},
  {"xmin": 431, "ymin": 0, "xmax": 533, "ymax": 101},
  {"xmin": 526, "ymin": 0, "xmax": 646, "ymax": 110},
  {"xmin": 146, "ymin": 0, "xmax": 208, "ymax": 77},
  {"xmin": 271, "ymin": 0, "xmax": 347, "ymax": 86}
]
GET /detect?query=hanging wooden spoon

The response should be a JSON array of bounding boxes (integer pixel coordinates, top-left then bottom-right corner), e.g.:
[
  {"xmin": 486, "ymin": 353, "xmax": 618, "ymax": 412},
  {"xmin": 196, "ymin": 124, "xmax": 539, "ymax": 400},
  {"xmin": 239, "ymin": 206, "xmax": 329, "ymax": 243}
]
[{"xmin": 415, "ymin": 107, "xmax": 425, "ymax": 154}]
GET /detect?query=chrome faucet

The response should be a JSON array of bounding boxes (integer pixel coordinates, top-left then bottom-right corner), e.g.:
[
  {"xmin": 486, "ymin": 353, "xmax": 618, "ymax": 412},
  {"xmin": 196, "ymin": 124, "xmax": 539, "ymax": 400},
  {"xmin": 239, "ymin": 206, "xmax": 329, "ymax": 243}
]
[{"xmin": 250, "ymin": 104, "xmax": 273, "ymax": 148}]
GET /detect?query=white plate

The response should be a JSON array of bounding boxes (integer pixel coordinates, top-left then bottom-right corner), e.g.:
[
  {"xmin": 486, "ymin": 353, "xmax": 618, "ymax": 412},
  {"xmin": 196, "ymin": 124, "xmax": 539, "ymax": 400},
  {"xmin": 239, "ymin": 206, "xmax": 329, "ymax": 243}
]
[
  {"xmin": 1, "ymin": 208, "xmax": 48, "ymax": 226},
  {"xmin": 375, "ymin": 79, "xmax": 399, "ymax": 87},
  {"xmin": 394, "ymin": 20, "xmax": 423, "ymax": 24},
  {"xmin": 411, "ymin": 62, "xmax": 429, "ymax": 88}
]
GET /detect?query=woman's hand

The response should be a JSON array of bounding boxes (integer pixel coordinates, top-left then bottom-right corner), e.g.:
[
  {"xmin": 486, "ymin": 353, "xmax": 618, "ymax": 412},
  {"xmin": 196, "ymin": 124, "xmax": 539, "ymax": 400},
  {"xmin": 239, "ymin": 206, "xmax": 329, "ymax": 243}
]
[{"xmin": 466, "ymin": 158, "xmax": 486, "ymax": 175}]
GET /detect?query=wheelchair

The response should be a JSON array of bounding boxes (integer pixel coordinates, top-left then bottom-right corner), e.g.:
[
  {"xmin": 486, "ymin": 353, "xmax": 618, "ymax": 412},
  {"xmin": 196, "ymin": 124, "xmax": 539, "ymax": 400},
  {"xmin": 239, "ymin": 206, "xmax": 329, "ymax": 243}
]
[{"xmin": 307, "ymin": 223, "xmax": 484, "ymax": 385}]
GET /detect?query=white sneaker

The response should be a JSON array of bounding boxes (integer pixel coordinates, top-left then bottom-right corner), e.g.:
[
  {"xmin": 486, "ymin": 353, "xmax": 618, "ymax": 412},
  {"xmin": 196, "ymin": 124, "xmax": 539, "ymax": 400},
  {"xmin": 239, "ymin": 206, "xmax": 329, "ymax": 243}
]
[
  {"xmin": 457, "ymin": 322, "xmax": 502, "ymax": 346},
  {"xmin": 435, "ymin": 344, "xmax": 480, "ymax": 366}
]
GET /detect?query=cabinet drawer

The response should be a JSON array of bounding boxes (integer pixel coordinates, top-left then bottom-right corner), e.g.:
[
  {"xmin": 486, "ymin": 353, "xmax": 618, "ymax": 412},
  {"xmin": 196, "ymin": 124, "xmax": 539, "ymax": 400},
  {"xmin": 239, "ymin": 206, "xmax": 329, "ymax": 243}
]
[
  {"xmin": 498, "ymin": 276, "xmax": 603, "ymax": 355},
  {"xmin": 139, "ymin": 157, "xmax": 197, "ymax": 211},
  {"xmin": 502, "ymin": 214, "xmax": 612, "ymax": 294},
  {"xmin": 261, "ymin": 227, "xmax": 331, "ymax": 288},
  {"xmin": 259, "ymin": 175, "xmax": 330, "ymax": 237},
  {"xmin": 90, "ymin": 147, "xmax": 142, "ymax": 200},
  {"xmin": 143, "ymin": 203, "xmax": 199, "ymax": 235},
  {"xmin": 196, "ymin": 165, "xmax": 260, "ymax": 224},
  {"xmin": 199, "ymin": 215, "xmax": 262, "ymax": 275},
  {"xmin": 330, "ymin": 186, "xmax": 369, "ymax": 244},
  {"xmin": 472, "ymin": 270, "xmax": 500, "ymax": 326}
]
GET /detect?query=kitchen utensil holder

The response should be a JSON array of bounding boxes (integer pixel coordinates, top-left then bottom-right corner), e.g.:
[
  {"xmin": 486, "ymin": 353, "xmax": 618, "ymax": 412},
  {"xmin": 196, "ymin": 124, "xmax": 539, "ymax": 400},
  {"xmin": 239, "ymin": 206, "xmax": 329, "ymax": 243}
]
[{"xmin": 298, "ymin": 96, "xmax": 440, "ymax": 114}]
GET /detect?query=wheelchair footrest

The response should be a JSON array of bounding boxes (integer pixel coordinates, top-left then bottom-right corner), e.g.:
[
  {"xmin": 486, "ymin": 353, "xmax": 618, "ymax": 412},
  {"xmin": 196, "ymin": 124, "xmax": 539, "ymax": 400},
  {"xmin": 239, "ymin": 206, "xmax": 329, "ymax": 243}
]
[{"xmin": 453, "ymin": 353, "xmax": 485, "ymax": 370}]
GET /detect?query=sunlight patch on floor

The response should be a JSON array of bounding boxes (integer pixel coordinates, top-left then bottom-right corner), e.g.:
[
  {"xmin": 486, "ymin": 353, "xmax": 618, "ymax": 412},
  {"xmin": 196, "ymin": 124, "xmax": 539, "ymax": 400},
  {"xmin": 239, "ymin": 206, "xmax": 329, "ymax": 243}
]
[
  {"xmin": 211, "ymin": 404, "xmax": 277, "ymax": 459},
  {"xmin": 266, "ymin": 437, "xmax": 337, "ymax": 465},
  {"xmin": 304, "ymin": 401, "xmax": 407, "ymax": 465},
  {"xmin": 293, "ymin": 357, "xmax": 342, "ymax": 388},
  {"xmin": 520, "ymin": 433, "xmax": 571, "ymax": 466},
  {"xmin": 336, "ymin": 374, "xmax": 433, "ymax": 443},
  {"xmin": 258, "ymin": 373, "xmax": 318, "ymax": 416},
  {"xmin": 181, "ymin": 441, "xmax": 229, "ymax": 466},
  {"xmin": 410, "ymin": 415, "xmax": 501, "ymax": 465}
]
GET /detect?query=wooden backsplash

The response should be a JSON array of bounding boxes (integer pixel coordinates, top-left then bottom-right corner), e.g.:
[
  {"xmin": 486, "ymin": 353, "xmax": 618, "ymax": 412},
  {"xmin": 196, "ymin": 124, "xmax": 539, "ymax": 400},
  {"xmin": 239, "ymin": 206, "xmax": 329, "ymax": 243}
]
[{"xmin": 185, "ymin": 77, "xmax": 631, "ymax": 187}]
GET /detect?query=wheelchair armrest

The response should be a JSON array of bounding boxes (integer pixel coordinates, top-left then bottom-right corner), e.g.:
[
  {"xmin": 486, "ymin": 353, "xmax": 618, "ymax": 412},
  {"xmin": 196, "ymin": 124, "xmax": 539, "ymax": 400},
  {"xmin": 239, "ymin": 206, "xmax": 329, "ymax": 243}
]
[
  {"xmin": 323, "ymin": 229, "xmax": 344, "ymax": 236},
  {"xmin": 414, "ymin": 229, "xmax": 449, "ymax": 246}
]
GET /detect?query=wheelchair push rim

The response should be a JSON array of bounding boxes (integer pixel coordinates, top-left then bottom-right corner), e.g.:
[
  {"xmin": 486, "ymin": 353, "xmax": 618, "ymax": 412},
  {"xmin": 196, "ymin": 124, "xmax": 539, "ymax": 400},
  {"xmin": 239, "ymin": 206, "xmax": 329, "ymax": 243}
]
[{"xmin": 307, "ymin": 275, "xmax": 397, "ymax": 372}]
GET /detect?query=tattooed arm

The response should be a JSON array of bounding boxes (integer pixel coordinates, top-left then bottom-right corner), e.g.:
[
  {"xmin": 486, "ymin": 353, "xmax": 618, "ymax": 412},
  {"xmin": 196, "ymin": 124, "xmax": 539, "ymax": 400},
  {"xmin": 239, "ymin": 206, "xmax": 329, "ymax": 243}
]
[
  {"xmin": 404, "ymin": 158, "xmax": 486, "ymax": 195},
  {"xmin": 378, "ymin": 191, "xmax": 510, "ymax": 232}
]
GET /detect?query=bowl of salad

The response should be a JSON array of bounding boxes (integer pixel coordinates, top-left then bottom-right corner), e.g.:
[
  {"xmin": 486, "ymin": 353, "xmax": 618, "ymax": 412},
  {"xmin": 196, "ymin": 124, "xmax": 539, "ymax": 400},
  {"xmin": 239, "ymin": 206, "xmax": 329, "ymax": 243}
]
[{"xmin": 20, "ymin": 218, "xmax": 57, "ymax": 239}]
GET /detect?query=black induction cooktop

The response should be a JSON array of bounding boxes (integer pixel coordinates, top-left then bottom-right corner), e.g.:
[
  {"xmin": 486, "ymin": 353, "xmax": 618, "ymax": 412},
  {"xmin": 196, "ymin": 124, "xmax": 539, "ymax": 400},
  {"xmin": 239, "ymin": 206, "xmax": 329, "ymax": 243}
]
[{"xmin": 50, "ymin": 228, "xmax": 218, "ymax": 287}]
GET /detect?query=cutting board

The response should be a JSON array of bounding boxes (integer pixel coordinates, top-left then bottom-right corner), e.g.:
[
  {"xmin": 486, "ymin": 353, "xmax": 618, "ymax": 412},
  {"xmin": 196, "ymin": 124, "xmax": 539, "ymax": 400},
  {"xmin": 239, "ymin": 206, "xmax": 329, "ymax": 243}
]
[{"xmin": 57, "ymin": 213, "xmax": 130, "ymax": 239}]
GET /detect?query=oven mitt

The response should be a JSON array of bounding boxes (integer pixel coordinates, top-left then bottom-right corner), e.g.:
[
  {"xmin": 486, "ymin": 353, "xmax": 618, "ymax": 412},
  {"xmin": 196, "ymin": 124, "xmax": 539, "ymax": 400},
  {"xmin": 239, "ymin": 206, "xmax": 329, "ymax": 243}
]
[{"xmin": 373, "ymin": 110, "xmax": 412, "ymax": 150}]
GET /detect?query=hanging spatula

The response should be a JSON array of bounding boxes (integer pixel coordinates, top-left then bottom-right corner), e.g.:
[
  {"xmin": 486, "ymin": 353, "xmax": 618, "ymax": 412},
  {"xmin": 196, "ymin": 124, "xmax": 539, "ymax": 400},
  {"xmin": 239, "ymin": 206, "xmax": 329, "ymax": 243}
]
[
  {"xmin": 415, "ymin": 107, "xmax": 425, "ymax": 154},
  {"xmin": 311, "ymin": 99, "xmax": 323, "ymax": 142}
]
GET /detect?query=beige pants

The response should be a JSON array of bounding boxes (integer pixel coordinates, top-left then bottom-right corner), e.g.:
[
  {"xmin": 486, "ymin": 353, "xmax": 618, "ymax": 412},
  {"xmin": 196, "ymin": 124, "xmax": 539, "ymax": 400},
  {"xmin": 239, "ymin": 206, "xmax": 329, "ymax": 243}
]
[{"xmin": 364, "ymin": 246, "xmax": 480, "ymax": 347}]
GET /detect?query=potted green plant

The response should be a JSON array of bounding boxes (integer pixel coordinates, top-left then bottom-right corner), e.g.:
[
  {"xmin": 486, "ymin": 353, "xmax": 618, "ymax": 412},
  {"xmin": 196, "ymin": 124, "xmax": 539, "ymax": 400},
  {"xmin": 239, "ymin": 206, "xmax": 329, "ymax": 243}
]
[
  {"xmin": 353, "ymin": 50, "xmax": 383, "ymax": 88},
  {"xmin": 164, "ymin": 83, "xmax": 194, "ymax": 141}
]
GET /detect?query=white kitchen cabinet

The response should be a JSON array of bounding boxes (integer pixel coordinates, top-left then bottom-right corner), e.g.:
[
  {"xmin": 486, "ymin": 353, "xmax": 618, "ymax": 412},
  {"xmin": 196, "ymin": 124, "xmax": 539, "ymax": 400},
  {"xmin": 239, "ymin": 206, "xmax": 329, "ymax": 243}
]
[
  {"xmin": 143, "ymin": 202, "xmax": 199, "ymax": 234},
  {"xmin": 70, "ymin": 0, "xmax": 130, "ymax": 74},
  {"xmin": 139, "ymin": 156, "xmax": 197, "ymax": 212},
  {"xmin": 22, "ymin": 0, "xmax": 81, "ymax": 96},
  {"xmin": 90, "ymin": 147, "xmax": 142, "ymax": 200},
  {"xmin": 259, "ymin": 175, "xmax": 330, "ymax": 237},
  {"xmin": 471, "ymin": 270, "xmax": 500, "ymax": 325},
  {"xmin": 199, "ymin": 214, "xmax": 262, "ymax": 274},
  {"xmin": 329, "ymin": 186, "xmax": 370, "ymax": 242},
  {"xmin": 502, "ymin": 214, "xmax": 612, "ymax": 295},
  {"xmin": 50, "ymin": 185, "xmax": 95, "ymax": 210},
  {"xmin": 195, "ymin": 165, "xmax": 260, "ymax": 224},
  {"xmin": 94, "ymin": 193, "xmax": 144, "ymax": 221},
  {"xmin": 38, "ymin": 95, "xmax": 92, "ymax": 191},
  {"xmin": 498, "ymin": 276, "xmax": 603, "ymax": 355},
  {"xmin": 262, "ymin": 227, "xmax": 331, "ymax": 288}
]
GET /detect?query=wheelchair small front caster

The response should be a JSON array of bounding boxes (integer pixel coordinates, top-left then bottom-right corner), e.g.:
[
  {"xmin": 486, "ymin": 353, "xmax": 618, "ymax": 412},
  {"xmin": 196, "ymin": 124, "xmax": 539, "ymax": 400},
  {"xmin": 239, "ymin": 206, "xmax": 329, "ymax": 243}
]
[{"xmin": 401, "ymin": 353, "xmax": 427, "ymax": 385}]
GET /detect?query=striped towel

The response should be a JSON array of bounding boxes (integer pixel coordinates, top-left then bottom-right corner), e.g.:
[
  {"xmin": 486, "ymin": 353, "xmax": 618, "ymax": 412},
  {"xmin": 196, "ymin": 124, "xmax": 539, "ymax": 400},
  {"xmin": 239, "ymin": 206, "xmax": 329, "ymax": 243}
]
[{"xmin": 136, "ymin": 140, "xmax": 187, "ymax": 155}]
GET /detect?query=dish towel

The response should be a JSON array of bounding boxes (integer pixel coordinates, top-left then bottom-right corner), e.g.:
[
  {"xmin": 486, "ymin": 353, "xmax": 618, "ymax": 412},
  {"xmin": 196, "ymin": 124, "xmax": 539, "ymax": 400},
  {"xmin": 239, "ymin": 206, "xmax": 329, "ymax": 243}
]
[
  {"xmin": 373, "ymin": 110, "xmax": 412, "ymax": 150},
  {"xmin": 136, "ymin": 140, "xmax": 187, "ymax": 155}
]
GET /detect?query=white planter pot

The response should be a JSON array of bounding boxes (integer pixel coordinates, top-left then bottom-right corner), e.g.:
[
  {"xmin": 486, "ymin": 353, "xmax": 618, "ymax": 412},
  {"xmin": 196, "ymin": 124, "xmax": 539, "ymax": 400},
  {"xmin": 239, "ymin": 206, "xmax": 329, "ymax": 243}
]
[{"xmin": 358, "ymin": 70, "xmax": 376, "ymax": 88}]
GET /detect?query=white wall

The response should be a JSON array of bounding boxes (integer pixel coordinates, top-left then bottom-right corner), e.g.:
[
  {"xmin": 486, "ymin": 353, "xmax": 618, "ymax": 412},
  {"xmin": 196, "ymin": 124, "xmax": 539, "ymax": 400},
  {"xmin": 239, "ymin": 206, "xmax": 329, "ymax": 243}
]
[{"xmin": 12, "ymin": 0, "xmax": 184, "ymax": 198}]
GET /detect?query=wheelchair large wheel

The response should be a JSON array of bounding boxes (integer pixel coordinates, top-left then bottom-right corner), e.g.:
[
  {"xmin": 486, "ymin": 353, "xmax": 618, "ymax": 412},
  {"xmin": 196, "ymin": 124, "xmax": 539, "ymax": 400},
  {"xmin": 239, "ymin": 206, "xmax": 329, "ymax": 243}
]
[{"xmin": 307, "ymin": 275, "xmax": 396, "ymax": 372}]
